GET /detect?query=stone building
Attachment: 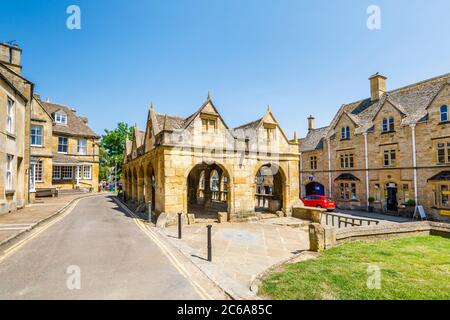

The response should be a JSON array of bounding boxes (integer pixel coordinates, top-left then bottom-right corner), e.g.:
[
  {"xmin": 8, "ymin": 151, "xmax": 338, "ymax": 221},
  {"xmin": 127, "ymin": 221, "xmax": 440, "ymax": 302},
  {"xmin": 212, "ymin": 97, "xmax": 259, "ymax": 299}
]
[
  {"xmin": 0, "ymin": 41, "xmax": 99, "ymax": 214},
  {"xmin": 122, "ymin": 95, "xmax": 301, "ymax": 223},
  {"xmin": 299, "ymin": 72, "xmax": 450, "ymax": 221},
  {"xmin": 0, "ymin": 42, "xmax": 33, "ymax": 214},
  {"xmin": 29, "ymin": 95, "xmax": 100, "ymax": 194}
]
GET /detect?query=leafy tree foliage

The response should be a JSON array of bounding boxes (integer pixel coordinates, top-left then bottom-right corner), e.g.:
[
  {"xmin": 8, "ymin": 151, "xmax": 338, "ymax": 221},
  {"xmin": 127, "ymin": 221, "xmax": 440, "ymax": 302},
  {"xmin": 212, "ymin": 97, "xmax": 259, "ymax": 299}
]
[{"xmin": 99, "ymin": 122, "xmax": 134, "ymax": 181}]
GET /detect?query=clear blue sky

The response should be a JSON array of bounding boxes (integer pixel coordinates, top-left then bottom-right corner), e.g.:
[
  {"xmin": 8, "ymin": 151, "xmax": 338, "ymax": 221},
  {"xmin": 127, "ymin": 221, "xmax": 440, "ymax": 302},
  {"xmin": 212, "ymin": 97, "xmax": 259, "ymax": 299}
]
[{"xmin": 2, "ymin": 0, "xmax": 450, "ymax": 137}]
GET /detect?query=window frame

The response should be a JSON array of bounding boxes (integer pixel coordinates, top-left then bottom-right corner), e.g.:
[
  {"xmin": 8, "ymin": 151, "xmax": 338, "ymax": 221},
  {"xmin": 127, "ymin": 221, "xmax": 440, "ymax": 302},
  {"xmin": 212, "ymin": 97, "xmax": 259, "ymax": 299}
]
[
  {"xmin": 77, "ymin": 139, "xmax": 87, "ymax": 155},
  {"xmin": 35, "ymin": 160, "xmax": 43, "ymax": 182},
  {"xmin": 55, "ymin": 112, "xmax": 67, "ymax": 125},
  {"xmin": 6, "ymin": 154, "xmax": 13, "ymax": 190},
  {"xmin": 383, "ymin": 148, "xmax": 397, "ymax": 167},
  {"xmin": 310, "ymin": 156, "xmax": 318, "ymax": 170},
  {"xmin": 58, "ymin": 136, "xmax": 69, "ymax": 153},
  {"xmin": 61, "ymin": 166, "xmax": 73, "ymax": 180},
  {"xmin": 440, "ymin": 105, "xmax": 448, "ymax": 123},
  {"xmin": 52, "ymin": 166, "xmax": 61, "ymax": 180},
  {"xmin": 83, "ymin": 165, "xmax": 92, "ymax": 180},
  {"xmin": 6, "ymin": 98, "xmax": 14, "ymax": 134},
  {"xmin": 30, "ymin": 125, "xmax": 43, "ymax": 146}
]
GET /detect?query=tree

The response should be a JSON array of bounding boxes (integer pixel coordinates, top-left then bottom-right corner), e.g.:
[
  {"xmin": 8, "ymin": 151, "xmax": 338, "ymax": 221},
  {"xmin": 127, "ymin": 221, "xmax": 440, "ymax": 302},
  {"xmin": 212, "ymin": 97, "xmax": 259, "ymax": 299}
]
[{"xmin": 99, "ymin": 122, "xmax": 134, "ymax": 181}]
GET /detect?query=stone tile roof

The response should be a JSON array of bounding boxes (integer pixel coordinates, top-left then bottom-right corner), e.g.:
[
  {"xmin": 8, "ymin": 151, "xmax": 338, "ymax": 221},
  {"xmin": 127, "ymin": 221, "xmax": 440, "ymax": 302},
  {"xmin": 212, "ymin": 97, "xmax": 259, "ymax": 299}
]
[
  {"xmin": 135, "ymin": 129, "xmax": 145, "ymax": 147},
  {"xmin": 299, "ymin": 126, "xmax": 329, "ymax": 152},
  {"xmin": 155, "ymin": 113, "xmax": 186, "ymax": 131},
  {"xmin": 233, "ymin": 118, "xmax": 263, "ymax": 131},
  {"xmin": 52, "ymin": 153, "xmax": 83, "ymax": 165},
  {"xmin": 40, "ymin": 99, "xmax": 99, "ymax": 138},
  {"xmin": 300, "ymin": 72, "xmax": 450, "ymax": 147}
]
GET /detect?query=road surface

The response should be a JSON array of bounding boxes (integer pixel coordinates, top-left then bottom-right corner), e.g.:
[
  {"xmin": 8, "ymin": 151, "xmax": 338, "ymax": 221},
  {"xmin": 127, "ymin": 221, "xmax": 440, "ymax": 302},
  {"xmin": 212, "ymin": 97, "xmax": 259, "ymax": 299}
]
[{"xmin": 0, "ymin": 195, "xmax": 204, "ymax": 299}]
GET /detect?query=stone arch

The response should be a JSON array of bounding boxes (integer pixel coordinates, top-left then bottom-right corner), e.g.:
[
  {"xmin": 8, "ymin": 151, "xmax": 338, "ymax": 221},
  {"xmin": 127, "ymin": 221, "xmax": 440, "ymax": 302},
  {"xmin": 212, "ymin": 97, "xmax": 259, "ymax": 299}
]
[
  {"xmin": 131, "ymin": 166, "xmax": 138, "ymax": 202},
  {"xmin": 185, "ymin": 161, "xmax": 232, "ymax": 218},
  {"xmin": 145, "ymin": 162, "xmax": 156, "ymax": 212},
  {"xmin": 254, "ymin": 163, "xmax": 287, "ymax": 213},
  {"xmin": 305, "ymin": 181, "xmax": 325, "ymax": 196}
]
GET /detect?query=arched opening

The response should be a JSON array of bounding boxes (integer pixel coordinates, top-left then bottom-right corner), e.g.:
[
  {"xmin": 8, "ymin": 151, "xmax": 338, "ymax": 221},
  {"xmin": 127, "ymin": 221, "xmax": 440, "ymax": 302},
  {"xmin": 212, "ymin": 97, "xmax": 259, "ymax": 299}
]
[
  {"xmin": 305, "ymin": 182, "xmax": 325, "ymax": 196},
  {"xmin": 255, "ymin": 164, "xmax": 284, "ymax": 213},
  {"xmin": 146, "ymin": 165, "xmax": 156, "ymax": 212},
  {"xmin": 187, "ymin": 162, "xmax": 230, "ymax": 219}
]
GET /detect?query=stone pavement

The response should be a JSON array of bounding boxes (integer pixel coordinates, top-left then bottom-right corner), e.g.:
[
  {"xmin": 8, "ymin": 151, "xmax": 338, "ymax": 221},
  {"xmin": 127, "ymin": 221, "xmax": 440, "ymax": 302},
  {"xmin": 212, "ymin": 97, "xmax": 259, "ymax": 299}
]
[
  {"xmin": 157, "ymin": 217, "xmax": 310, "ymax": 299},
  {"xmin": 0, "ymin": 192, "xmax": 104, "ymax": 246}
]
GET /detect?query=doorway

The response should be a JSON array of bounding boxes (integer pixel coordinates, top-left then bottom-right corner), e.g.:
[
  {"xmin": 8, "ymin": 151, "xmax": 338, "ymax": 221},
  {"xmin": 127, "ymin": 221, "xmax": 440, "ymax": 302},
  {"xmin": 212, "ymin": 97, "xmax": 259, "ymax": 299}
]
[
  {"xmin": 305, "ymin": 182, "xmax": 325, "ymax": 196},
  {"xmin": 386, "ymin": 183, "xmax": 398, "ymax": 211}
]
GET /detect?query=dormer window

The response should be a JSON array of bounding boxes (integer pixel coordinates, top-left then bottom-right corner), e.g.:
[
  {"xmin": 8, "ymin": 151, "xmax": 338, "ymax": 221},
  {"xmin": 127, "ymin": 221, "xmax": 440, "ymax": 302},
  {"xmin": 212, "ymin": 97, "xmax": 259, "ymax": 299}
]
[
  {"xmin": 201, "ymin": 118, "xmax": 216, "ymax": 133},
  {"xmin": 382, "ymin": 117, "xmax": 395, "ymax": 132},
  {"xmin": 55, "ymin": 112, "xmax": 67, "ymax": 124},
  {"xmin": 341, "ymin": 126, "xmax": 350, "ymax": 140},
  {"xmin": 440, "ymin": 105, "xmax": 448, "ymax": 122}
]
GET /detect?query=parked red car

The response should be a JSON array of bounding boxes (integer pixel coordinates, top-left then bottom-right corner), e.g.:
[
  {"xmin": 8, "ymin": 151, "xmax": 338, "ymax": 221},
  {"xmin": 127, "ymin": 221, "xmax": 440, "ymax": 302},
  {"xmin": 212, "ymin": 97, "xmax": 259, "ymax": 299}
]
[{"xmin": 301, "ymin": 195, "xmax": 336, "ymax": 211}]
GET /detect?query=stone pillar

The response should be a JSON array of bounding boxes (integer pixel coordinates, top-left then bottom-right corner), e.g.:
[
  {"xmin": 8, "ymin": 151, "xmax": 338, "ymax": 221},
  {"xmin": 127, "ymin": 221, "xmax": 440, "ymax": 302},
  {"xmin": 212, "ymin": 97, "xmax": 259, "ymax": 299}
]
[
  {"xmin": 309, "ymin": 223, "xmax": 325, "ymax": 252},
  {"xmin": 203, "ymin": 169, "xmax": 212, "ymax": 208}
]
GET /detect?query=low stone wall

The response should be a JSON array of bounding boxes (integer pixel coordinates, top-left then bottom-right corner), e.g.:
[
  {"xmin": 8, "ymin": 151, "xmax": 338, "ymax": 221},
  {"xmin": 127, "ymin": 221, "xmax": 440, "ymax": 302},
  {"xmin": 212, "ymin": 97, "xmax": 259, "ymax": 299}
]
[
  {"xmin": 309, "ymin": 221, "xmax": 450, "ymax": 252},
  {"xmin": 292, "ymin": 206, "xmax": 325, "ymax": 223}
]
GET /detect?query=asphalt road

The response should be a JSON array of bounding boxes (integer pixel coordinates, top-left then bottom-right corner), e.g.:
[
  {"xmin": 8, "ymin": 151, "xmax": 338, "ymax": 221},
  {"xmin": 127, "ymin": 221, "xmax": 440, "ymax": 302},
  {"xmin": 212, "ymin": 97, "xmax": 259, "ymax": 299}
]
[{"xmin": 0, "ymin": 195, "xmax": 202, "ymax": 300}]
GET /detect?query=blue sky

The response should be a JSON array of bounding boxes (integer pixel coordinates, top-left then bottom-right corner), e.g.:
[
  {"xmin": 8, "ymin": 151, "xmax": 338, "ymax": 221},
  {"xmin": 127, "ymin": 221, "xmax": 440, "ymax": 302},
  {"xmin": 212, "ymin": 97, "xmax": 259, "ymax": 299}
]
[{"xmin": 2, "ymin": 0, "xmax": 450, "ymax": 137}]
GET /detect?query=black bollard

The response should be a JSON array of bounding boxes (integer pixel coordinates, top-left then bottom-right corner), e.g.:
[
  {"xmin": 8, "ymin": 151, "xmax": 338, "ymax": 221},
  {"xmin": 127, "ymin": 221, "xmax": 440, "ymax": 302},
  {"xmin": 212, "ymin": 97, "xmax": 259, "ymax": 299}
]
[
  {"xmin": 178, "ymin": 213, "xmax": 182, "ymax": 239},
  {"xmin": 207, "ymin": 225, "xmax": 212, "ymax": 262}
]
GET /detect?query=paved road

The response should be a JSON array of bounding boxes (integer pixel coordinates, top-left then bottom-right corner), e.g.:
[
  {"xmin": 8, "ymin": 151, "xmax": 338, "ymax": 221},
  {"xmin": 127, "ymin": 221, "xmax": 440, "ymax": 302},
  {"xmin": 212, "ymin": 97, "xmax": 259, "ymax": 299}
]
[{"xmin": 0, "ymin": 195, "xmax": 201, "ymax": 299}]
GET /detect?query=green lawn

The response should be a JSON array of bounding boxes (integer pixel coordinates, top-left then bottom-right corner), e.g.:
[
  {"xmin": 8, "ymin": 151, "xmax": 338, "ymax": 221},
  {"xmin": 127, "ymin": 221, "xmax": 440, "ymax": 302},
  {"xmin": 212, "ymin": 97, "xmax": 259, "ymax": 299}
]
[{"xmin": 259, "ymin": 236, "xmax": 450, "ymax": 300}]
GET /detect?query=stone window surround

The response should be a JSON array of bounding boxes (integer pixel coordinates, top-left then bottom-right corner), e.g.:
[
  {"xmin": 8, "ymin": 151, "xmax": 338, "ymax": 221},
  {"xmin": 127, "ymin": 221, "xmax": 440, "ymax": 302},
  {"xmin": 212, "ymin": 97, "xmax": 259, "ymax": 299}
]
[
  {"xmin": 5, "ymin": 154, "xmax": 13, "ymax": 191},
  {"xmin": 30, "ymin": 125, "xmax": 43, "ymax": 147},
  {"xmin": 58, "ymin": 136, "xmax": 68, "ymax": 153},
  {"xmin": 6, "ymin": 97, "xmax": 14, "ymax": 134}
]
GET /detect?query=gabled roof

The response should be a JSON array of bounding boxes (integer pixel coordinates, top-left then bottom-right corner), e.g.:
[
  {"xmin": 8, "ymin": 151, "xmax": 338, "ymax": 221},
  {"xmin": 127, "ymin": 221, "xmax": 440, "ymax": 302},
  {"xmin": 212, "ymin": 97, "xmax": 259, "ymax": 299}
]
[
  {"xmin": 299, "ymin": 126, "xmax": 329, "ymax": 152},
  {"xmin": 134, "ymin": 128, "xmax": 145, "ymax": 147},
  {"xmin": 302, "ymin": 72, "xmax": 450, "ymax": 143},
  {"xmin": 39, "ymin": 98, "xmax": 99, "ymax": 138}
]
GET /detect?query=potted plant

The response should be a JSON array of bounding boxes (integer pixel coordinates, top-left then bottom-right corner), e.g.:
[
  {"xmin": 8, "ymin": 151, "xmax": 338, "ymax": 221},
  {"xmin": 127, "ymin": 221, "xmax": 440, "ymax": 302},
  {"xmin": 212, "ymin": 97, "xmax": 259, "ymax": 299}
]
[{"xmin": 368, "ymin": 196, "xmax": 375, "ymax": 212}]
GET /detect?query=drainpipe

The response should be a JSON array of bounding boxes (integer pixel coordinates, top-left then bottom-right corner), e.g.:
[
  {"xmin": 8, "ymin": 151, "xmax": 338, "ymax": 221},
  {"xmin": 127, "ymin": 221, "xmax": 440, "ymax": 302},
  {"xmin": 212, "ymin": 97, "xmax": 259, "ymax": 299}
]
[
  {"xmin": 299, "ymin": 152, "xmax": 303, "ymax": 198},
  {"xmin": 327, "ymin": 138, "xmax": 332, "ymax": 197},
  {"xmin": 410, "ymin": 124, "xmax": 418, "ymax": 206},
  {"xmin": 363, "ymin": 132, "xmax": 370, "ymax": 210}
]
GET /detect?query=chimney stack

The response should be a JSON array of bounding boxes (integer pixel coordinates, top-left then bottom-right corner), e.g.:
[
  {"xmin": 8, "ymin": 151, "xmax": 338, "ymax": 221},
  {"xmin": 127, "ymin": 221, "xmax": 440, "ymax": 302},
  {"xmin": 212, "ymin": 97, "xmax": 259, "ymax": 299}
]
[
  {"xmin": 369, "ymin": 73, "xmax": 387, "ymax": 101},
  {"xmin": 0, "ymin": 42, "xmax": 22, "ymax": 74},
  {"xmin": 308, "ymin": 115, "xmax": 315, "ymax": 132}
]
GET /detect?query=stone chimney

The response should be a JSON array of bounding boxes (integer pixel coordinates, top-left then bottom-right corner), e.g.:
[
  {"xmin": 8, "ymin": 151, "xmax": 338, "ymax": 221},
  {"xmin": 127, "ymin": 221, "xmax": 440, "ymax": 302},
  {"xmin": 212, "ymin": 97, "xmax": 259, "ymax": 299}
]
[
  {"xmin": 308, "ymin": 115, "xmax": 315, "ymax": 132},
  {"xmin": 369, "ymin": 73, "xmax": 387, "ymax": 102},
  {"xmin": 0, "ymin": 42, "xmax": 22, "ymax": 74}
]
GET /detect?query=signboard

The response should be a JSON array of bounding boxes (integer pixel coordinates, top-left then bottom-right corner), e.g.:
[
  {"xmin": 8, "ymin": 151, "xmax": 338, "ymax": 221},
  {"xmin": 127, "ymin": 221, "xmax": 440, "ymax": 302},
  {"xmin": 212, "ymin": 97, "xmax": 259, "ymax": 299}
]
[
  {"xmin": 442, "ymin": 191, "xmax": 450, "ymax": 195},
  {"xmin": 414, "ymin": 205, "xmax": 427, "ymax": 220}
]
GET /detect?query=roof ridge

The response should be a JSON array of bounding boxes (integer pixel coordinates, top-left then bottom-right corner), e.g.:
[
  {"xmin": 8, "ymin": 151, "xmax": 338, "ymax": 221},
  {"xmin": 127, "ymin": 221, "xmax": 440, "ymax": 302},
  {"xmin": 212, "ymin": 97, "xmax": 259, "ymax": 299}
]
[
  {"xmin": 387, "ymin": 72, "xmax": 450, "ymax": 95},
  {"xmin": 233, "ymin": 118, "xmax": 263, "ymax": 130},
  {"xmin": 155, "ymin": 111, "xmax": 186, "ymax": 120}
]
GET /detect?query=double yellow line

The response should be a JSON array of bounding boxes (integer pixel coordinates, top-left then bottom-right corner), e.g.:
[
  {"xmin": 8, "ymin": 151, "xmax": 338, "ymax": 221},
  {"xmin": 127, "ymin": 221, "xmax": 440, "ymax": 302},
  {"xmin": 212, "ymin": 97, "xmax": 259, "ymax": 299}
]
[{"xmin": 114, "ymin": 199, "xmax": 212, "ymax": 300}]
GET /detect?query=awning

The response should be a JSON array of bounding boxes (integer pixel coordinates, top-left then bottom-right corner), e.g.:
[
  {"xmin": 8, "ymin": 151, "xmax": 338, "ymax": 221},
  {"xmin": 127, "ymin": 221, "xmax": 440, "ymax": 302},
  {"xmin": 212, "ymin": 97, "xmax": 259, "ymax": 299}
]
[
  {"xmin": 427, "ymin": 171, "xmax": 450, "ymax": 182},
  {"xmin": 335, "ymin": 173, "xmax": 360, "ymax": 181}
]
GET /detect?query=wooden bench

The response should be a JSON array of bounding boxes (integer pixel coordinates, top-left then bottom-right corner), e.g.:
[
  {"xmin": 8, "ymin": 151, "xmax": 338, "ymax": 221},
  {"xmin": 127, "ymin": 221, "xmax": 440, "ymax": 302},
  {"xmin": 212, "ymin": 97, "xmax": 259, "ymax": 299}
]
[{"xmin": 35, "ymin": 188, "xmax": 59, "ymax": 198}]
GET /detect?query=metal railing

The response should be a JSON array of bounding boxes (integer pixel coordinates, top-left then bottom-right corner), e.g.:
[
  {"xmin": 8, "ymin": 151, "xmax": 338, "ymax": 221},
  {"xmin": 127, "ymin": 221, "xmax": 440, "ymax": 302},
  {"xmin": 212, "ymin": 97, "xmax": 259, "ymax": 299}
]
[{"xmin": 322, "ymin": 212, "xmax": 380, "ymax": 228}]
